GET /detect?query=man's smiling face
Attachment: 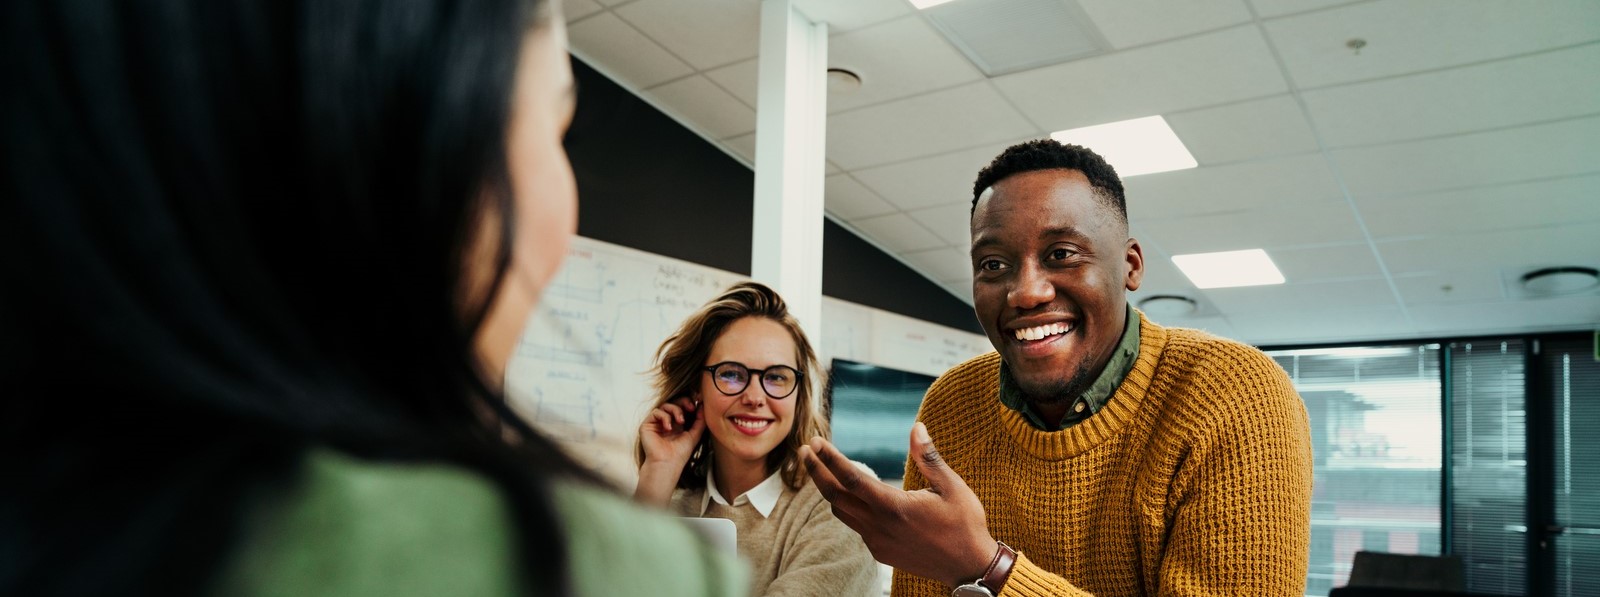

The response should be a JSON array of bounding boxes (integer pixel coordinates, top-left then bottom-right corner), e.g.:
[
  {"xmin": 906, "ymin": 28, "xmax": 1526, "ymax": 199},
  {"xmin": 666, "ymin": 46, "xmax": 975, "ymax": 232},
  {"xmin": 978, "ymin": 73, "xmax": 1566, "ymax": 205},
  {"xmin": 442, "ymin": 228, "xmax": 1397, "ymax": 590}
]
[{"xmin": 970, "ymin": 168, "xmax": 1143, "ymax": 404}]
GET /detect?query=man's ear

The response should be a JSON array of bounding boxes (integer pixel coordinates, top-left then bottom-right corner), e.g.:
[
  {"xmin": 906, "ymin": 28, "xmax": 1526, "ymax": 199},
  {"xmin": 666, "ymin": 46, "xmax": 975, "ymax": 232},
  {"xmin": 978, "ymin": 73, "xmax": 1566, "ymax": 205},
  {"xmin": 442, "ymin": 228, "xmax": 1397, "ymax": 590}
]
[{"xmin": 1124, "ymin": 237, "xmax": 1144, "ymax": 292}]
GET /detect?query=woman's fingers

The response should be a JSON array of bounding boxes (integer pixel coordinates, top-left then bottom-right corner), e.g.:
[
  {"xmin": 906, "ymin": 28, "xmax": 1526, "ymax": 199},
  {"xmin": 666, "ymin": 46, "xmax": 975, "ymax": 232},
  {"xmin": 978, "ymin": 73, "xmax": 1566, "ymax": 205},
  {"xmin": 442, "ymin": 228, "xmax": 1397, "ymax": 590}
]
[
  {"xmin": 670, "ymin": 396, "xmax": 697, "ymax": 413},
  {"xmin": 659, "ymin": 402, "xmax": 686, "ymax": 425}
]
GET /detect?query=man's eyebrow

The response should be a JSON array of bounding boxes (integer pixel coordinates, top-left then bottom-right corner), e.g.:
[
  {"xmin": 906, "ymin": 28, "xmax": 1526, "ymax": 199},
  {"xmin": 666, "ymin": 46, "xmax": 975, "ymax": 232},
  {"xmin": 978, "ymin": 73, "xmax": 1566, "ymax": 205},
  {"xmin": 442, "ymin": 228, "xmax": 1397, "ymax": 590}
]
[
  {"xmin": 970, "ymin": 235, "xmax": 1002, "ymax": 255},
  {"xmin": 1040, "ymin": 225, "xmax": 1087, "ymax": 240}
]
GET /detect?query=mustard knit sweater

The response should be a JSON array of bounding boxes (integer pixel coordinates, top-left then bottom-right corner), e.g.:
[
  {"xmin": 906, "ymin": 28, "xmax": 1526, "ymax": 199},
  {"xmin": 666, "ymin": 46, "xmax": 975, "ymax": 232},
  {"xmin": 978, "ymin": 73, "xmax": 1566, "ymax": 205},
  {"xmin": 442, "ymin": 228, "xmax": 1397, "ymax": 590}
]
[{"xmin": 892, "ymin": 314, "xmax": 1313, "ymax": 597}]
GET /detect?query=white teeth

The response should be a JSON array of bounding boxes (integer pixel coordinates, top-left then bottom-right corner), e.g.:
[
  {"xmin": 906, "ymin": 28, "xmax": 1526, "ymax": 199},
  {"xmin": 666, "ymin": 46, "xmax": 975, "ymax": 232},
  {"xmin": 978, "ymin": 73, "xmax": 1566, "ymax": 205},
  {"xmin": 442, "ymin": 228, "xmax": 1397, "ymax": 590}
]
[
  {"xmin": 1013, "ymin": 322, "xmax": 1071, "ymax": 341},
  {"xmin": 732, "ymin": 418, "xmax": 770, "ymax": 429}
]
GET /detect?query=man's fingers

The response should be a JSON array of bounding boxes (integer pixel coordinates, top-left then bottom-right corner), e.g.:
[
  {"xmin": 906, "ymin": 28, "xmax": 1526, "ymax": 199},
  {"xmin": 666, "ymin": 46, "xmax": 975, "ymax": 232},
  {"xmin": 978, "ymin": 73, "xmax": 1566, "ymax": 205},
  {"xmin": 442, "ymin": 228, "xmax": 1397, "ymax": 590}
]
[
  {"xmin": 800, "ymin": 444, "xmax": 846, "ymax": 497},
  {"xmin": 800, "ymin": 446, "xmax": 874, "ymax": 526},
  {"xmin": 908, "ymin": 422, "xmax": 959, "ymax": 494},
  {"xmin": 806, "ymin": 437, "xmax": 890, "ymax": 500}
]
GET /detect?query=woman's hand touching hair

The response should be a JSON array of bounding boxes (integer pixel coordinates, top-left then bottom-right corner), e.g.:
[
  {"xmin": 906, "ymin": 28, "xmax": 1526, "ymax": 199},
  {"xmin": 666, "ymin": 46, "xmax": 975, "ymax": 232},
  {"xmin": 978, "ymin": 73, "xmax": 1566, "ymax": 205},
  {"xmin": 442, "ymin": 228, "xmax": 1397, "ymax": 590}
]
[{"xmin": 633, "ymin": 396, "xmax": 704, "ymax": 506}]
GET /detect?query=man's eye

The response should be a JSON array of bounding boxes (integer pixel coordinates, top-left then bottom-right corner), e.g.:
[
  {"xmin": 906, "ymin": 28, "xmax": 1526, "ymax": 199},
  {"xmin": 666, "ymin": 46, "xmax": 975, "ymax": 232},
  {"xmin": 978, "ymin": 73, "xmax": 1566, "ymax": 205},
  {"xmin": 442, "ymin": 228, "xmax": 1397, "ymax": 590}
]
[
  {"xmin": 1048, "ymin": 248, "xmax": 1074, "ymax": 260},
  {"xmin": 978, "ymin": 259, "xmax": 1005, "ymax": 271}
]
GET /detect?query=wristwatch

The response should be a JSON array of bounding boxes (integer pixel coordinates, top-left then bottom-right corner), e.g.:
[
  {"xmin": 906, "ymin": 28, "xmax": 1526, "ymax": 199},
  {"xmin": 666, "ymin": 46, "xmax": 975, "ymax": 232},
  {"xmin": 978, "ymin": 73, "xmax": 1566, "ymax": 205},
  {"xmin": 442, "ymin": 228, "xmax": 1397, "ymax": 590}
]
[{"xmin": 951, "ymin": 541, "xmax": 1017, "ymax": 597}]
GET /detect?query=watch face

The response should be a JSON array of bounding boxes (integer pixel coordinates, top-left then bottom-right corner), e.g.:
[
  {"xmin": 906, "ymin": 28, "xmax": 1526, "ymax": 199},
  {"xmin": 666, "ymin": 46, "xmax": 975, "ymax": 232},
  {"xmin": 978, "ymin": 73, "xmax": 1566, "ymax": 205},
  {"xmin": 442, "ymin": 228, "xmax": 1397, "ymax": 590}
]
[{"xmin": 951, "ymin": 583, "xmax": 994, "ymax": 597}]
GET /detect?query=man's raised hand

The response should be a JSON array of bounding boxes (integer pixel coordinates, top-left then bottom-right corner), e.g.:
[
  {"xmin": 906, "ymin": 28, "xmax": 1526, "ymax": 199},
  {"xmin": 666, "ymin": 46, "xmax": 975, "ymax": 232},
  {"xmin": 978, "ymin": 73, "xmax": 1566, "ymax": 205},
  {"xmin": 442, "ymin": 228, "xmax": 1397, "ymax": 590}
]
[{"xmin": 800, "ymin": 422, "xmax": 998, "ymax": 587}]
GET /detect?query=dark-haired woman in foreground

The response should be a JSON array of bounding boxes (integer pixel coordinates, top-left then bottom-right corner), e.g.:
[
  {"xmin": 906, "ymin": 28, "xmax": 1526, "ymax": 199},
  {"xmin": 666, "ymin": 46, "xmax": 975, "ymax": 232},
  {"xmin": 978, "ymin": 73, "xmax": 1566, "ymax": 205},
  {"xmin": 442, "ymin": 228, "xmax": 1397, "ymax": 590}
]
[{"xmin": 1, "ymin": 0, "xmax": 742, "ymax": 595}]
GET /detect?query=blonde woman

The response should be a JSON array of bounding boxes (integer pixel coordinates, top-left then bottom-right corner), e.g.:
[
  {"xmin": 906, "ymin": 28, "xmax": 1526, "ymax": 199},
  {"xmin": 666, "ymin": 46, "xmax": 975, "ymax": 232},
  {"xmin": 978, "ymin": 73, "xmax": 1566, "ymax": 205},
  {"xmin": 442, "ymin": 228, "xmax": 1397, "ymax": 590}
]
[{"xmin": 635, "ymin": 282, "xmax": 879, "ymax": 596}]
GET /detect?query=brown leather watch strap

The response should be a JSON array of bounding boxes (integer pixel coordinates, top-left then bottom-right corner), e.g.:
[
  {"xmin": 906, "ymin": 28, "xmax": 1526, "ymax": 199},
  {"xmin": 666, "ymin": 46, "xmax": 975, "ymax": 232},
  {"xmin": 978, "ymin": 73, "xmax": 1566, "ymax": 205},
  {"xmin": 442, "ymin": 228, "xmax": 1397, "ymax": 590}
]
[{"xmin": 979, "ymin": 541, "xmax": 1017, "ymax": 595}]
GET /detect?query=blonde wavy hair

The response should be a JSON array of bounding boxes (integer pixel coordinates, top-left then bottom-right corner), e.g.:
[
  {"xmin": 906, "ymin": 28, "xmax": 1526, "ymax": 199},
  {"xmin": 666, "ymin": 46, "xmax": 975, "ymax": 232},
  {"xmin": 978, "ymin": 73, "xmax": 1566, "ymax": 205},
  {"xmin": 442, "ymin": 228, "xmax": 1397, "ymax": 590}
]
[{"xmin": 634, "ymin": 281, "xmax": 827, "ymax": 491}]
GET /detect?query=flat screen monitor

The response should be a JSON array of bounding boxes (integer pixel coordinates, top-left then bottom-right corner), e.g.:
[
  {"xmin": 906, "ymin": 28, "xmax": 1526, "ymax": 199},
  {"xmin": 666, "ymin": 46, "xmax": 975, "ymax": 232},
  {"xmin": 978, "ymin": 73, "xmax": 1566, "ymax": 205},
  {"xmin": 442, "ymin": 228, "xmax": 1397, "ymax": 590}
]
[{"xmin": 826, "ymin": 359, "xmax": 937, "ymax": 482}]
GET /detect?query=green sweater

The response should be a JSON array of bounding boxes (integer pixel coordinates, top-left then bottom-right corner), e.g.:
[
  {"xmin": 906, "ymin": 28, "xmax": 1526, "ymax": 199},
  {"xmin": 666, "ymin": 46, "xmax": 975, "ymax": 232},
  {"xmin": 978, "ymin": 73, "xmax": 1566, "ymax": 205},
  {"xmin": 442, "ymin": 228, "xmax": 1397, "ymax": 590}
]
[{"xmin": 214, "ymin": 448, "xmax": 747, "ymax": 596}]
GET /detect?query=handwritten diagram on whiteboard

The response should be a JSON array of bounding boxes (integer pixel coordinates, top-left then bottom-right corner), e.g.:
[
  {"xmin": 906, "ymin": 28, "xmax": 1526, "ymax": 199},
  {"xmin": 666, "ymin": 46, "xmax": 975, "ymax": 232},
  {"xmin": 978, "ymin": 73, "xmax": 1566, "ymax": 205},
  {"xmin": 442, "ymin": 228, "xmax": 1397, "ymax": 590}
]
[
  {"xmin": 505, "ymin": 236, "xmax": 989, "ymax": 486},
  {"xmin": 505, "ymin": 238, "xmax": 742, "ymax": 483}
]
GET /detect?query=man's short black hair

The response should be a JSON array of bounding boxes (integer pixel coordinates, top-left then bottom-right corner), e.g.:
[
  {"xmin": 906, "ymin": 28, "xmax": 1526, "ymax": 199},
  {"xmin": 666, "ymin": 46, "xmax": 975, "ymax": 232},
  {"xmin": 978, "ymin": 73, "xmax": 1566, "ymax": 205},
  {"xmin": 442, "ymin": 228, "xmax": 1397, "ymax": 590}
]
[{"xmin": 971, "ymin": 139, "xmax": 1126, "ymax": 223}]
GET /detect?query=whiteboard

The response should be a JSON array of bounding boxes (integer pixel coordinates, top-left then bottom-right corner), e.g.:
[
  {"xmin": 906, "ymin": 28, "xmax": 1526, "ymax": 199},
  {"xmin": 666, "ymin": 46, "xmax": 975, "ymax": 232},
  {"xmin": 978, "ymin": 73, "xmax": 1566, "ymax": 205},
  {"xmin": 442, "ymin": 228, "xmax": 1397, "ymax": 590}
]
[{"xmin": 506, "ymin": 236, "xmax": 990, "ymax": 486}]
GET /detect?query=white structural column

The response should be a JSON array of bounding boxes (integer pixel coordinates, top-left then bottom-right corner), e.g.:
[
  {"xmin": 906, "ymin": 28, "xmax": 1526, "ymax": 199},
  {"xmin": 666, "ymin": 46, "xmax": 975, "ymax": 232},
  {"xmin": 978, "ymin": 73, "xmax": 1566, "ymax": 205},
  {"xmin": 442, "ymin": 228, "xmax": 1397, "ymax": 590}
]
[{"xmin": 751, "ymin": 0, "xmax": 828, "ymax": 343}]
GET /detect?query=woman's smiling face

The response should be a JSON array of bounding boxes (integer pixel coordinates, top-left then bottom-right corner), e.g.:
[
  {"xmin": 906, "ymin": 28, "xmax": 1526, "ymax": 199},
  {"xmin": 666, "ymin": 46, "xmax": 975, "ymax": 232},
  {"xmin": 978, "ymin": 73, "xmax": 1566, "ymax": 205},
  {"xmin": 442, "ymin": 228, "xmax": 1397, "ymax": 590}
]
[{"xmin": 698, "ymin": 316, "xmax": 799, "ymax": 473}]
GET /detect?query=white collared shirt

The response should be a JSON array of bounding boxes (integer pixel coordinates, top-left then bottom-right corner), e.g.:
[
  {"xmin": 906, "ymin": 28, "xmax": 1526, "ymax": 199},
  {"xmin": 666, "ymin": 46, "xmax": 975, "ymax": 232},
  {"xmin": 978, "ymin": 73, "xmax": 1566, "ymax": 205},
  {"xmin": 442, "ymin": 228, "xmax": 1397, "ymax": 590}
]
[{"xmin": 700, "ymin": 468, "xmax": 784, "ymax": 518}]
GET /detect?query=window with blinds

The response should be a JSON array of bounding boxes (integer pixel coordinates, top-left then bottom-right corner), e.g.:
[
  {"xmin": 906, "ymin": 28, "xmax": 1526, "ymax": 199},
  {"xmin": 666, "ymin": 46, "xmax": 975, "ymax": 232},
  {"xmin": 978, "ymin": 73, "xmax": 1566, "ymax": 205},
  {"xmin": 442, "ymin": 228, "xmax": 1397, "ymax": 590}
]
[
  {"xmin": 1269, "ymin": 344, "xmax": 1442, "ymax": 596},
  {"xmin": 1542, "ymin": 336, "xmax": 1600, "ymax": 597},
  {"xmin": 1448, "ymin": 340, "xmax": 1528, "ymax": 595}
]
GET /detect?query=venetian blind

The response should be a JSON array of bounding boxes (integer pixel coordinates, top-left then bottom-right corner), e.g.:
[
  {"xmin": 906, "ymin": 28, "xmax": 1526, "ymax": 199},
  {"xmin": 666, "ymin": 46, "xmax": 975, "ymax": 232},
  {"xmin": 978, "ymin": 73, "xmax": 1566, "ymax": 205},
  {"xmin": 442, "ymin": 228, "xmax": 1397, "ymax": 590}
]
[
  {"xmin": 1542, "ymin": 336, "xmax": 1600, "ymax": 597},
  {"xmin": 1448, "ymin": 339, "xmax": 1527, "ymax": 595}
]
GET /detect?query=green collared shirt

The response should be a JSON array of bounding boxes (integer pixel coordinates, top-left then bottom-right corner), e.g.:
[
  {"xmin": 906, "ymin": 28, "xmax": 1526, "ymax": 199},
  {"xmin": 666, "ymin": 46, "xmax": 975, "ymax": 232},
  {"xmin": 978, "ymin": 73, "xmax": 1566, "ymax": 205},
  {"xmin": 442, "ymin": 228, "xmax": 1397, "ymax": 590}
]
[{"xmin": 998, "ymin": 304, "xmax": 1141, "ymax": 431}]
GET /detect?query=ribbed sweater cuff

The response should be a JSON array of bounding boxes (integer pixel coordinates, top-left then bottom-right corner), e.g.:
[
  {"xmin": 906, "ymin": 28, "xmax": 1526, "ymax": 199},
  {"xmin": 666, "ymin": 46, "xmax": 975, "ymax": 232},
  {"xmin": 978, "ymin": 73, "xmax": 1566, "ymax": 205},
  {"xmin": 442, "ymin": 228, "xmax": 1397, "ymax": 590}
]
[{"xmin": 1000, "ymin": 553, "xmax": 1091, "ymax": 597}]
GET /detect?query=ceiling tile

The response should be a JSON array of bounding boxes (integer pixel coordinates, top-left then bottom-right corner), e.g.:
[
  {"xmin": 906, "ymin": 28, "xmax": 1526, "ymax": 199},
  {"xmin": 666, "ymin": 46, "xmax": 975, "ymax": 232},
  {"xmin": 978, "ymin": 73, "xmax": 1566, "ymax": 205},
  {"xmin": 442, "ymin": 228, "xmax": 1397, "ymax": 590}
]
[
  {"xmin": 1139, "ymin": 199, "xmax": 1365, "ymax": 255},
  {"xmin": 1228, "ymin": 305, "xmax": 1411, "ymax": 345},
  {"xmin": 645, "ymin": 75, "xmax": 757, "ymax": 138},
  {"xmin": 794, "ymin": 0, "xmax": 912, "ymax": 33},
  {"xmin": 825, "ymin": 174, "xmax": 898, "ymax": 220},
  {"xmin": 1166, "ymin": 94, "xmax": 1320, "ymax": 165},
  {"xmin": 992, "ymin": 26, "xmax": 1288, "ymax": 133},
  {"xmin": 849, "ymin": 213, "xmax": 946, "ymax": 253},
  {"xmin": 1247, "ymin": 0, "xmax": 1361, "ymax": 19},
  {"xmin": 1269, "ymin": 243, "xmax": 1385, "ymax": 283},
  {"xmin": 825, "ymin": 160, "xmax": 842, "ymax": 174},
  {"xmin": 900, "ymin": 247, "xmax": 973, "ymax": 283},
  {"xmin": 1303, "ymin": 43, "xmax": 1600, "ymax": 148},
  {"xmin": 905, "ymin": 202, "xmax": 973, "ymax": 248},
  {"xmin": 721, "ymin": 132, "xmax": 756, "ymax": 164},
  {"xmin": 825, "ymin": 82, "xmax": 1038, "ymax": 170},
  {"xmin": 1332, "ymin": 115, "xmax": 1600, "ymax": 199},
  {"xmin": 1124, "ymin": 153, "xmax": 1344, "ymax": 221},
  {"xmin": 1391, "ymin": 270, "xmax": 1507, "ymax": 305},
  {"xmin": 1263, "ymin": 0, "xmax": 1600, "ymax": 90},
  {"xmin": 1077, "ymin": 0, "xmax": 1252, "ymax": 49},
  {"xmin": 939, "ymin": 280, "xmax": 975, "ymax": 306},
  {"xmin": 592, "ymin": 0, "xmax": 636, "ymax": 6},
  {"xmin": 825, "ymin": 16, "xmax": 986, "ymax": 113},
  {"xmin": 566, "ymin": 0, "xmax": 605, "ymax": 22},
  {"xmin": 1126, "ymin": 247, "xmax": 1196, "ymax": 295},
  {"xmin": 852, "ymin": 140, "xmax": 1023, "ymax": 211},
  {"xmin": 615, "ymin": 0, "xmax": 761, "ymax": 70},
  {"xmin": 569, "ymin": 13, "xmax": 695, "ymax": 89},
  {"xmin": 1375, "ymin": 223, "xmax": 1600, "ymax": 276},
  {"xmin": 1209, "ymin": 280, "xmax": 1397, "ymax": 319},
  {"xmin": 1410, "ymin": 295, "xmax": 1600, "ymax": 336},
  {"xmin": 1358, "ymin": 173, "xmax": 1600, "ymax": 239},
  {"xmin": 704, "ymin": 58, "xmax": 759, "ymax": 108}
]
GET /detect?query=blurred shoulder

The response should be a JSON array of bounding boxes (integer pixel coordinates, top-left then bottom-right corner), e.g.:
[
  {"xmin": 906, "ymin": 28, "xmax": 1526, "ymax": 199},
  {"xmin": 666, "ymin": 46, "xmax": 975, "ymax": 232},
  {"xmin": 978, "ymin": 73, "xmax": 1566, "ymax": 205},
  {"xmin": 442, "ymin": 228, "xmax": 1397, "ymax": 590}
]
[{"xmin": 552, "ymin": 481, "xmax": 748, "ymax": 597}]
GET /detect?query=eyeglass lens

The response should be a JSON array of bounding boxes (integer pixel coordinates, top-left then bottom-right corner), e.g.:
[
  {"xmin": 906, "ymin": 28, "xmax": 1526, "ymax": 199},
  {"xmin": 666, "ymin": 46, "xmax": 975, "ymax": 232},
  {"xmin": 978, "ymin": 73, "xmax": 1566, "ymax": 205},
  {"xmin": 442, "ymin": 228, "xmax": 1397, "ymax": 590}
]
[{"xmin": 708, "ymin": 362, "xmax": 798, "ymax": 398}]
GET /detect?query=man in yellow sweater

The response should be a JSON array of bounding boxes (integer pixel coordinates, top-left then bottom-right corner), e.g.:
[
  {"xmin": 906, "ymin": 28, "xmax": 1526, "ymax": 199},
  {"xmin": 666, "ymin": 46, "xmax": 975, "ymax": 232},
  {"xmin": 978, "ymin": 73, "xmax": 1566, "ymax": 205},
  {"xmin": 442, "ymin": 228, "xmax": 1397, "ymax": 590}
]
[{"xmin": 801, "ymin": 140, "xmax": 1313, "ymax": 596}]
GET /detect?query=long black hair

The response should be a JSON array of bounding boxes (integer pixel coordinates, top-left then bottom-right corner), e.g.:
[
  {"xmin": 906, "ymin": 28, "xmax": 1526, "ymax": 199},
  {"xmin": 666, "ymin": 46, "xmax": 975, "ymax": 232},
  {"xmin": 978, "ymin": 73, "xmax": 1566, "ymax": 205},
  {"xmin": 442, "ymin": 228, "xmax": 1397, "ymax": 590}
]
[{"xmin": 1, "ymin": 0, "xmax": 591, "ymax": 594}]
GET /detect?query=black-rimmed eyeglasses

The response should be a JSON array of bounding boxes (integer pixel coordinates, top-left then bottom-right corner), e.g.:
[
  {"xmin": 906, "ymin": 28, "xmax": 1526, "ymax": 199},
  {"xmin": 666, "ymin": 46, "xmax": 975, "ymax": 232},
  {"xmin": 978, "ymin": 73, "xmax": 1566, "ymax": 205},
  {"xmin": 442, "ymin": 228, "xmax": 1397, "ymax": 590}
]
[{"xmin": 703, "ymin": 361, "xmax": 802, "ymax": 399}]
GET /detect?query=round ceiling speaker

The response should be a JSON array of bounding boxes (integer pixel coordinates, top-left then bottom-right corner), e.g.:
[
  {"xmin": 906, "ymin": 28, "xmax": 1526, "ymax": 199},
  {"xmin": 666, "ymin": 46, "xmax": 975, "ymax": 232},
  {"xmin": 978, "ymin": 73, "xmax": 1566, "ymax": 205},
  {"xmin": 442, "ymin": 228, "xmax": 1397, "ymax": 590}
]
[
  {"xmin": 826, "ymin": 68, "xmax": 862, "ymax": 95},
  {"xmin": 1136, "ymin": 294, "xmax": 1199, "ymax": 318},
  {"xmin": 1521, "ymin": 266, "xmax": 1600, "ymax": 295}
]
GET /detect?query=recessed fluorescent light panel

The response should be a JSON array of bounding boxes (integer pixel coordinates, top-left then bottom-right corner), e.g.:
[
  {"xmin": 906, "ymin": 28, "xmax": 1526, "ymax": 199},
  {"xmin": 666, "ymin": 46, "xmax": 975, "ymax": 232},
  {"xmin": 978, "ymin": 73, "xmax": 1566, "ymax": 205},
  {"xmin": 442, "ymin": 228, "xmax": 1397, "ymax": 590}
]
[
  {"xmin": 910, "ymin": 0, "xmax": 961, "ymax": 9},
  {"xmin": 1172, "ymin": 249, "xmax": 1285, "ymax": 289},
  {"xmin": 1050, "ymin": 115, "xmax": 1197, "ymax": 177}
]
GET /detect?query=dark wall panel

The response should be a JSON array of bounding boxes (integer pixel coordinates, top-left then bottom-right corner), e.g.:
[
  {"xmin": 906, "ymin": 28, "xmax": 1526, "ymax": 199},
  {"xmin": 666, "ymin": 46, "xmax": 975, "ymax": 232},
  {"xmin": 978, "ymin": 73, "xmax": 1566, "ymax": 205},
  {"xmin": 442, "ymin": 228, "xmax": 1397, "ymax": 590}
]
[
  {"xmin": 564, "ymin": 58, "xmax": 981, "ymax": 336},
  {"xmin": 822, "ymin": 221, "xmax": 980, "ymax": 334},
  {"xmin": 564, "ymin": 60, "xmax": 753, "ymax": 275}
]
